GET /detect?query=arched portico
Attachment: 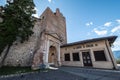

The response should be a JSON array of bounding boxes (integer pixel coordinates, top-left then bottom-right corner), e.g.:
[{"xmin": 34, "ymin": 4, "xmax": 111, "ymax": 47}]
[
  {"xmin": 44, "ymin": 39, "xmax": 61, "ymax": 67},
  {"xmin": 48, "ymin": 46, "xmax": 58, "ymax": 66},
  {"xmin": 32, "ymin": 33, "xmax": 62, "ymax": 69}
]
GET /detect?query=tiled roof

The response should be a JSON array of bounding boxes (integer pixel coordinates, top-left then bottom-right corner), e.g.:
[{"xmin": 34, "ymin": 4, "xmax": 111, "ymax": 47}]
[{"xmin": 61, "ymin": 36, "xmax": 117, "ymax": 47}]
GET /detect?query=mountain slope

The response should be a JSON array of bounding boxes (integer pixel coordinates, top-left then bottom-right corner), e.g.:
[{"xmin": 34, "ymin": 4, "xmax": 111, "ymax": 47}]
[{"xmin": 113, "ymin": 50, "xmax": 120, "ymax": 59}]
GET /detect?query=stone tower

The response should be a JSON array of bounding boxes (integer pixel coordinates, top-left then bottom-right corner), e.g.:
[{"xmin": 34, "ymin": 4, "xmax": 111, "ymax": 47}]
[
  {"xmin": 40, "ymin": 7, "xmax": 67, "ymax": 44},
  {"xmin": 0, "ymin": 7, "xmax": 67, "ymax": 69},
  {"xmin": 32, "ymin": 7, "xmax": 67, "ymax": 69}
]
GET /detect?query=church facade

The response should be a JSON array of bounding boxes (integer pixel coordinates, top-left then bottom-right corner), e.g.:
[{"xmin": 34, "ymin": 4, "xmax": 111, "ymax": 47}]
[{"xmin": 0, "ymin": 7, "xmax": 118, "ymax": 69}]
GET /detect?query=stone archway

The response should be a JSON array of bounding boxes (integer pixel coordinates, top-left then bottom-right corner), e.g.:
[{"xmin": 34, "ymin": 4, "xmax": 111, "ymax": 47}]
[{"xmin": 48, "ymin": 46, "xmax": 58, "ymax": 66}]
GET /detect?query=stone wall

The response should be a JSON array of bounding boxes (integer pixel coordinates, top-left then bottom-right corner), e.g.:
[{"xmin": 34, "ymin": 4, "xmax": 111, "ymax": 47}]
[
  {"xmin": 0, "ymin": 20, "xmax": 42, "ymax": 67},
  {"xmin": 0, "ymin": 7, "xmax": 67, "ymax": 67}
]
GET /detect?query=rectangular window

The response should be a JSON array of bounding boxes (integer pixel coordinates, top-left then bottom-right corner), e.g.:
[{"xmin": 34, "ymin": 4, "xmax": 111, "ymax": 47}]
[
  {"xmin": 94, "ymin": 50, "xmax": 107, "ymax": 61},
  {"xmin": 64, "ymin": 53, "xmax": 70, "ymax": 61},
  {"xmin": 86, "ymin": 44, "xmax": 93, "ymax": 47},
  {"xmin": 76, "ymin": 46, "xmax": 82, "ymax": 49},
  {"xmin": 72, "ymin": 52, "xmax": 80, "ymax": 61}
]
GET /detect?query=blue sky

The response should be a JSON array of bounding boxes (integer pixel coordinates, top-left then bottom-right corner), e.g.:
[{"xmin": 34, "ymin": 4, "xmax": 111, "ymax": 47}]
[{"xmin": 0, "ymin": 0, "xmax": 120, "ymax": 51}]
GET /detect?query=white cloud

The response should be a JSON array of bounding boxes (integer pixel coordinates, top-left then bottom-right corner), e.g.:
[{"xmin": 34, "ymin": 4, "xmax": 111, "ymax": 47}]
[
  {"xmin": 116, "ymin": 19, "xmax": 120, "ymax": 24},
  {"xmin": 93, "ymin": 28, "xmax": 107, "ymax": 35},
  {"xmin": 32, "ymin": 7, "xmax": 39, "ymax": 18},
  {"xmin": 85, "ymin": 22, "xmax": 93, "ymax": 26},
  {"xmin": 33, "ymin": 13, "xmax": 39, "ymax": 18},
  {"xmin": 48, "ymin": 0, "xmax": 52, "ymax": 3},
  {"xmin": 111, "ymin": 26, "xmax": 120, "ymax": 33},
  {"xmin": 112, "ymin": 38, "xmax": 120, "ymax": 51},
  {"xmin": 34, "ymin": 7, "xmax": 38, "ymax": 11},
  {"xmin": 104, "ymin": 22, "xmax": 112, "ymax": 27}
]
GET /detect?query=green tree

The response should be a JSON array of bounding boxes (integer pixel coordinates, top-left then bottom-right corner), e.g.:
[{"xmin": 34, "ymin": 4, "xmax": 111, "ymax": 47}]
[
  {"xmin": 116, "ymin": 56, "xmax": 120, "ymax": 64},
  {"xmin": 0, "ymin": 0, "xmax": 36, "ymax": 66}
]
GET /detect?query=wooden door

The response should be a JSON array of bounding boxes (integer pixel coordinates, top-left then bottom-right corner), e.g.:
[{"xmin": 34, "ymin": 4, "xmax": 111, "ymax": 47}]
[{"xmin": 82, "ymin": 52, "xmax": 92, "ymax": 67}]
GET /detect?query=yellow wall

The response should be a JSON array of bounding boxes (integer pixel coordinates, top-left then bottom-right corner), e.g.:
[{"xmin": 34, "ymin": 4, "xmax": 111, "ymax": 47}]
[{"xmin": 60, "ymin": 40, "xmax": 117, "ymax": 69}]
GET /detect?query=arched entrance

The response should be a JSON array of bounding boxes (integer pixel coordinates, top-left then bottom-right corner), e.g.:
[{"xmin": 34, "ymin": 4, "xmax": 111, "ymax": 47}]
[{"xmin": 48, "ymin": 46, "xmax": 58, "ymax": 66}]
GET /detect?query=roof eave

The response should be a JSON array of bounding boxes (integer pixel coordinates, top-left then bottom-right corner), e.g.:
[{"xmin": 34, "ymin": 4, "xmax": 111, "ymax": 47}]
[{"xmin": 61, "ymin": 36, "xmax": 118, "ymax": 48}]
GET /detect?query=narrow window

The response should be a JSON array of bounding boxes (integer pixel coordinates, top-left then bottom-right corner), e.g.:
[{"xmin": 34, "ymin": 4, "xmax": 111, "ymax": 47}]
[
  {"xmin": 76, "ymin": 46, "xmax": 82, "ymax": 49},
  {"xmin": 72, "ymin": 52, "xmax": 80, "ymax": 61},
  {"xmin": 94, "ymin": 50, "xmax": 107, "ymax": 61},
  {"xmin": 42, "ymin": 16, "xmax": 44, "ymax": 19},
  {"xmin": 65, "ymin": 48, "xmax": 67, "ymax": 51},
  {"xmin": 64, "ymin": 53, "xmax": 70, "ymax": 61},
  {"xmin": 95, "ymin": 44, "xmax": 98, "ymax": 46}
]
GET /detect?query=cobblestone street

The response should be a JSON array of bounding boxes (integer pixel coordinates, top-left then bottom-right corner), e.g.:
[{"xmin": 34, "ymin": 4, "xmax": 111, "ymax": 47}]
[
  {"xmin": 0, "ymin": 66, "xmax": 120, "ymax": 80},
  {"xmin": 0, "ymin": 69, "xmax": 86, "ymax": 80},
  {"xmin": 60, "ymin": 66, "xmax": 120, "ymax": 80}
]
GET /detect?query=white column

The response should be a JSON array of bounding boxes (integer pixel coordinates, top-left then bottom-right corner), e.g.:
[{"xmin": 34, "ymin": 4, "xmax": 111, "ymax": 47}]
[
  {"xmin": 90, "ymin": 49, "xmax": 95, "ymax": 67},
  {"xmin": 80, "ymin": 52, "xmax": 84, "ymax": 67},
  {"xmin": 70, "ymin": 51, "xmax": 73, "ymax": 61},
  {"xmin": 104, "ymin": 47, "xmax": 111, "ymax": 61},
  {"xmin": 44, "ymin": 40, "xmax": 49, "ymax": 68},
  {"xmin": 90, "ymin": 49, "xmax": 95, "ymax": 61},
  {"xmin": 57, "ymin": 43, "xmax": 61, "ymax": 66},
  {"xmin": 106, "ymin": 40, "xmax": 118, "ymax": 69}
]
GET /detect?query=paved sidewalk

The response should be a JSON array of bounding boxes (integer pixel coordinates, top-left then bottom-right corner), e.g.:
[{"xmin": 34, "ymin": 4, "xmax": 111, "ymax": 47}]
[{"xmin": 59, "ymin": 66, "xmax": 120, "ymax": 80}]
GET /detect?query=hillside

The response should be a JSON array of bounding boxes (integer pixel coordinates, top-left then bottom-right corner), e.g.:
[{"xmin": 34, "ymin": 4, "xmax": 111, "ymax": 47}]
[{"xmin": 113, "ymin": 50, "xmax": 120, "ymax": 59}]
